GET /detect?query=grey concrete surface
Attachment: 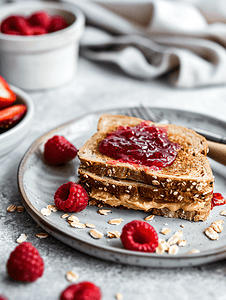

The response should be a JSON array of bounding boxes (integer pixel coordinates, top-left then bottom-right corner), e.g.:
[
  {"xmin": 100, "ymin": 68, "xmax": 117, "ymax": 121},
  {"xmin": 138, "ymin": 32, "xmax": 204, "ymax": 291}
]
[{"xmin": 1, "ymin": 2, "xmax": 226, "ymax": 298}]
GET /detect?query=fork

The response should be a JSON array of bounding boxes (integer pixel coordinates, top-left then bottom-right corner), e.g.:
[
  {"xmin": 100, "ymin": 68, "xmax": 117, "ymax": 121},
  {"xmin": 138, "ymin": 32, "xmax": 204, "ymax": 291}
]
[{"xmin": 126, "ymin": 105, "xmax": 226, "ymax": 166}]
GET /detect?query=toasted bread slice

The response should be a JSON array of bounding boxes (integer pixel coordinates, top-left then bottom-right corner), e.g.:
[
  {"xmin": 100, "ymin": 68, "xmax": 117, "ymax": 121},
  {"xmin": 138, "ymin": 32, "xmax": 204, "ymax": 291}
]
[
  {"xmin": 78, "ymin": 168, "xmax": 213, "ymax": 203},
  {"xmin": 78, "ymin": 114, "xmax": 214, "ymax": 192}
]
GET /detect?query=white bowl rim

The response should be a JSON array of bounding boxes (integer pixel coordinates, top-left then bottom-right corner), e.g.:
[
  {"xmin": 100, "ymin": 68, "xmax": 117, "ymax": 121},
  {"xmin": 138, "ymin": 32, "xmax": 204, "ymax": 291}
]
[
  {"xmin": 0, "ymin": 85, "xmax": 34, "ymax": 141},
  {"xmin": 0, "ymin": 1, "xmax": 85, "ymax": 42}
]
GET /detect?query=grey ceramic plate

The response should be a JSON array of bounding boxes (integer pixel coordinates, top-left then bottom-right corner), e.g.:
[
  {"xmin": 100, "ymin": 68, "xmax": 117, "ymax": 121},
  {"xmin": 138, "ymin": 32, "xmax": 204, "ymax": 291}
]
[{"xmin": 18, "ymin": 107, "xmax": 226, "ymax": 268}]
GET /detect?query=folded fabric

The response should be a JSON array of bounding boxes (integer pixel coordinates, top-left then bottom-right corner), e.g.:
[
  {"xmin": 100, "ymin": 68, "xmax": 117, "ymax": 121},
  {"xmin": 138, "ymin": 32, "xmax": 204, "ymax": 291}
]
[{"xmin": 65, "ymin": 0, "xmax": 226, "ymax": 88}]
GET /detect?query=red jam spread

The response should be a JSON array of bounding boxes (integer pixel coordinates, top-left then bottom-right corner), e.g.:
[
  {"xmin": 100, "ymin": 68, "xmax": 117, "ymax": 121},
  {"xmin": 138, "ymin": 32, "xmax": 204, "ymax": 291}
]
[
  {"xmin": 211, "ymin": 193, "xmax": 226, "ymax": 209},
  {"xmin": 99, "ymin": 122, "xmax": 180, "ymax": 169}
]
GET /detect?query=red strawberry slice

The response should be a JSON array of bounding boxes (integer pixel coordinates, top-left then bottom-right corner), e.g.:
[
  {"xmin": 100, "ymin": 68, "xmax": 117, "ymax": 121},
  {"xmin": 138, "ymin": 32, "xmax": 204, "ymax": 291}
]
[
  {"xmin": 0, "ymin": 104, "xmax": 27, "ymax": 133},
  {"xmin": 0, "ymin": 76, "xmax": 16, "ymax": 109}
]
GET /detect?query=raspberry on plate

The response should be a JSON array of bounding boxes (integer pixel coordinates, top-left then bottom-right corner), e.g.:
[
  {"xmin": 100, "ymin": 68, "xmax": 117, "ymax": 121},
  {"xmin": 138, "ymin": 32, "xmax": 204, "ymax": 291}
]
[
  {"xmin": 54, "ymin": 182, "xmax": 88, "ymax": 212},
  {"xmin": 0, "ymin": 295, "xmax": 9, "ymax": 300},
  {"xmin": 6, "ymin": 242, "xmax": 44, "ymax": 282},
  {"xmin": 60, "ymin": 281, "xmax": 102, "ymax": 300},
  {"xmin": 44, "ymin": 135, "xmax": 78, "ymax": 165},
  {"xmin": 120, "ymin": 220, "xmax": 158, "ymax": 252}
]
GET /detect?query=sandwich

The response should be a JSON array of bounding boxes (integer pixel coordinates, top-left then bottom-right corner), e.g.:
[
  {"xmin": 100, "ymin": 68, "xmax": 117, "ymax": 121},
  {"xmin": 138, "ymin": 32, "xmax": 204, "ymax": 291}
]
[{"xmin": 77, "ymin": 114, "xmax": 214, "ymax": 221}]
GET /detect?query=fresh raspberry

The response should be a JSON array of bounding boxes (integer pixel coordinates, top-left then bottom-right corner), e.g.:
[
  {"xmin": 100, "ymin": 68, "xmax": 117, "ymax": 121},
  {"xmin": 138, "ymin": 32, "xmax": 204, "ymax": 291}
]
[
  {"xmin": 1, "ymin": 16, "xmax": 32, "ymax": 35},
  {"xmin": 27, "ymin": 11, "xmax": 51, "ymax": 30},
  {"xmin": 44, "ymin": 135, "xmax": 78, "ymax": 165},
  {"xmin": 48, "ymin": 15, "xmax": 67, "ymax": 32},
  {"xmin": 0, "ymin": 295, "xmax": 9, "ymax": 300},
  {"xmin": 120, "ymin": 220, "xmax": 158, "ymax": 252},
  {"xmin": 54, "ymin": 182, "xmax": 88, "ymax": 212},
  {"xmin": 30, "ymin": 26, "xmax": 47, "ymax": 35},
  {"xmin": 7, "ymin": 242, "xmax": 44, "ymax": 282},
  {"xmin": 60, "ymin": 281, "xmax": 102, "ymax": 300}
]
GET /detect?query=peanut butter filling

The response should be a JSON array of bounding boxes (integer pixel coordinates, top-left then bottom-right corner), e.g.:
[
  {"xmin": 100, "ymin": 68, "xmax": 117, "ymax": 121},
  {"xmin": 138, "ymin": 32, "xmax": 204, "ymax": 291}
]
[{"xmin": 90, "ymin": 188, "xmax": 211, "ymax": 212}]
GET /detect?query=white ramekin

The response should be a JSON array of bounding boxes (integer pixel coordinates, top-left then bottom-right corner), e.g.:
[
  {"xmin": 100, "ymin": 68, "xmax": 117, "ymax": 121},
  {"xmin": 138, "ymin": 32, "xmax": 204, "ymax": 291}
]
[{"xmin": 0, "ymin": 1, "xmax": 85, "ymax": 90}]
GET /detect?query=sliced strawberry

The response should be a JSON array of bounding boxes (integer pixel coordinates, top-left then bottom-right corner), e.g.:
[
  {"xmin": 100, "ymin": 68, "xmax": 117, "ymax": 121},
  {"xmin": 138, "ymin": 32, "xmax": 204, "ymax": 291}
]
[
  {"xmin": 0, "ymin": 76, "xmax": 16, "ymax": 109},
  {"xmin": 0, "ymin": 104, "xmax": 27, "ymax": 133}
]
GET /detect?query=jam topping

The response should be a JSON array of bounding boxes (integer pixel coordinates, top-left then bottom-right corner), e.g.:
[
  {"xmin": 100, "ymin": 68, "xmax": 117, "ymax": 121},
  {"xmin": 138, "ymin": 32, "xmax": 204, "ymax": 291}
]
[
  {"xmin": 211, "ymin": 193, "xmax": 226, "ymax": 209},
  {"xmin": 99, "ymin": 122, "xmax": 180, "ymax": 169}
]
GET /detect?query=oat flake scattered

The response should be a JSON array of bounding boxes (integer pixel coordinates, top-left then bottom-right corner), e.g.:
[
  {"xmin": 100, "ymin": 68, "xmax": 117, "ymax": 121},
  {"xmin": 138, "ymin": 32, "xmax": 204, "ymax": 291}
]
[
  {"xmin": 85, "ymin": 223, "xmax": 95, "ymax": 229},
  {"xmin": 107, "ymin": 231, "xmax": 121, "ymax": 238},
  {"xmin": 90, "ymin": 229, "xmax": 103, "ymax": 239},
  {"xmin": 66, "ymin": 270, "xmax": 79, "ymax": 283},
  {"xmin": 17, "ymin": 206, "xmax": 24, "ymax": 213},
  {"xmin": 220, "ymin": 210, "xmax": 226, "ymax": 216},
  {"xmin": 17, "ymin": 234, "xmax": 27, "ymax": 244},
  {"xmin": 61, "ymin": 214, "xmax": 69, "ymax": 219},
  {"xmin": 167, "ymin": 231, "xmax": 183, "ymax": 246},
  {"xmin": 7, "ymin": 205, "xmax": 17, "ymax": 212},
  {"xmin": 67, "ymin": 215, "xmax": 79, "ymax": 223},
  {"xmin": 188, "ymin": 249, "xmax": 200, "ymax": 254},
  {"xmin": 160, "ymin": 228, "xmax": 171, "ymax": 235},
  {"xmin": 144, "ymin": 215, "xmax": 154, "ymax": 221},
  {"xmin": 168, "ymin": 245, "xmax": 179, "ymax": 255},
  {"xmin": 116, "ymin": 293, "xmax": 123, "ymax": 300},
  {"xmin": 98, "ymin": 209, "xmax": 111, "ymax": 215},
  {"xmin": 70, "ymin": 222, "xmax": 86, "ymax": 229},
  {"xmin": 205, "ymin": 226, "xmax": 219, "ymax": 240},
  {"xmin": 177, "ymin": 239, "xmax": 187, "ymax": 247},
  {"xmin": 36, "ymin": 233, "xmax": 49, "ymax": 239},
  {"xmin": 41, "ymin": 207, "xmax": 51, "ymax": 216},
  {"xmin": 108, "ymin": 218, "xmax": 124, "ymax": 225},
  {"xmin": 47, "ymin": 205, "xmax": 58, "ymax": 212}
]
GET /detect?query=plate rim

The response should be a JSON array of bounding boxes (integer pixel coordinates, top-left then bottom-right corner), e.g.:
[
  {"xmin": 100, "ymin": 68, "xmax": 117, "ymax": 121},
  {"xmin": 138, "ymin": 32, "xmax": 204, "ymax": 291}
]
[{"xmin": 17, "ymin": 106, "xmax": 226, "ymax": 267}]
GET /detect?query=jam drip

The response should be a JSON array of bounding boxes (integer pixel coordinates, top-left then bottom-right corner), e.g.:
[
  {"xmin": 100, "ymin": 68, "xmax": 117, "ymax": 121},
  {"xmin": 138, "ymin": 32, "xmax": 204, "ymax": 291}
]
[
  {"xmin": 99, "ymin": 122, "xmax": 180, "ymax": 169},
  {"xmin": 211, "ymin": 193, "xmax": 226, "ymax": 209}
]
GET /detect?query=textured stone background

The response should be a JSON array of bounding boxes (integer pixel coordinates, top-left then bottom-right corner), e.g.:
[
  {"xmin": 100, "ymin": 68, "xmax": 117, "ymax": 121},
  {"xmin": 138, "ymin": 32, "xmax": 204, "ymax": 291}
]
[{"xmin": 1, "ymin": 1, "xmax": 226, "ymax": 299}]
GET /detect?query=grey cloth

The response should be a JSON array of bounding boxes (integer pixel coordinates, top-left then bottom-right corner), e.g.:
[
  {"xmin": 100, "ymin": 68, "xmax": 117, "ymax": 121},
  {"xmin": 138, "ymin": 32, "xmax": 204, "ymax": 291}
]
[{"xmin": 67, "ymin": 0, "xmax": 226, "ymax": 88}]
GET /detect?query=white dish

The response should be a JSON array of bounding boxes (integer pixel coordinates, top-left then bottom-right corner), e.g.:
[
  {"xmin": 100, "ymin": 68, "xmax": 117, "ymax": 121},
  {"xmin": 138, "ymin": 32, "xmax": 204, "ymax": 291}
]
[
  {"xmin": 18, "ymin": 107, "xmax": 226, "ymax": 268},
  {"xmin": 0, "ymin": 85, "xmax": 34, "ymax": 157},
  {"xmin": 0, "ymin": 1, "xmax": 85, "ymax": 90}
]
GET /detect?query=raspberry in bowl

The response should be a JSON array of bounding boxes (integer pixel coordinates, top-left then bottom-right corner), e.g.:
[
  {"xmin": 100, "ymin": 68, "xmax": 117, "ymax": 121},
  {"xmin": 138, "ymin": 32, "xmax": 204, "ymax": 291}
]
[{"xmin": 0, "ymin": 1, "xmax": 85, "ymax": 90}]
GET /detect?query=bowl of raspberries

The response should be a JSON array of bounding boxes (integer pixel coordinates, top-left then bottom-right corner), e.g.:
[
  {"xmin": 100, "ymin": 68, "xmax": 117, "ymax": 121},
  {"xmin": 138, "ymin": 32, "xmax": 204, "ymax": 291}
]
[{"xmin": 0, "ymin": 1, "xmax": 85, "ymax": 90}]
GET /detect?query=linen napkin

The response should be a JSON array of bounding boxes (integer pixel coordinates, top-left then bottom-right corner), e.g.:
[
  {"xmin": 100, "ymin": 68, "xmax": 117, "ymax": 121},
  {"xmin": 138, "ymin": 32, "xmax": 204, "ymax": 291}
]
[{"xmin": 66, "ymin": 0, "xmax": 226, "ymax": 88}]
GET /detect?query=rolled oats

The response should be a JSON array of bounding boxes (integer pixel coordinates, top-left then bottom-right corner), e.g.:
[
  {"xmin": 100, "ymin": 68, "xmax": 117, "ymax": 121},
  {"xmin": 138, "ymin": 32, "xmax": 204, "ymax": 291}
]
[
  {"xmin": 205, "ymin": 226, "xmax": 219, "ymax": 240},
  {"xmin": 167, "ymin": 231, "xmax": 183, "ymax": 246},
  {"xmin": 7, "ymin": 205, "xmax": 17, "ymax": 212},
  {"xmin": 66, "ymin": 270, "xmax": 79, "ymax": 283},
  {"xmin": 108, "ymin": 218, "xmax": 124, "ymax": 225},
  {"xmin": 41, "ymin": 207, "xmax": 51, "ymax": 216},
  {"xmin": 211, "ymin": 220, "xmax": 224, "ymax": 233},
  {"xmin": 168, "ymin": 245, "xmax": 179, "ymax": 255},
  {"xmin": 98, "ymin": 209, "xmax": 111, "ymax": 215},
  {"xmin": 144, "ymin": 215, "xmax": 154, "ymax": 221},
  {"xmin": 17, "ymin": 233, "xmax": 27, "ymax": 243},
  {"xmin": 160, "ymin": 228, "xmax": 171, "ymax": 235},
  {"xmin": 116, "ymin": 293, "xmax": 123, "ymax": 300},
  {"xmin": 85, "ymin": 223, "xmax": 95, "ymax": 229},
  {"xmin": 177, "ymin": 239, "xmax": 187, "ymax": 247},
  {"xmin": 36, "ymin": 233, "xmax": 49, "ymax": 239},
  {"xmin": 155, "ymin": 239, "xmax": 170, "ymax": 254},
  {"xmin": 61, "ymin": 214, "xmax": 69, "ymax": 219},
  {"xmin": 67, "ymin": 215, "xmax": 79, "ymax": 223},
  {"xmin": 220, "ymin": 210, "xmax": 226, "ymax": 216},
  {"xmin": 90, "ymin": 229, "xmax": 103, "ymax": 239},
  {"xmin": 188, "ymin": 249, "xmax": 200, "ymax": 254},
  {"xmin": 107, "ymin": 231, "xmax": 121, "ymax": 238},
  {"xmin": 17, "ymin": 206, "xmax": 24, "ymax": 213},
  {"xmin": 47, "ymin": 205, "xmax": 58, "ymax": 212},
  {"xmin": 70, "ymin": 222, "xmax": 86, "ymax": 229}
]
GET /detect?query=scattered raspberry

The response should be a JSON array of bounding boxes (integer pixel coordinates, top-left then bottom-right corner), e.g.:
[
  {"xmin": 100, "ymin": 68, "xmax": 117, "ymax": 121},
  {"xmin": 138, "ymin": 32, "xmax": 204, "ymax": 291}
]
[
  {"xmin": 49, "ymin": 15, "xmax": 67, "ymax": 32},
  {"xmin": 60, "ymin": 281, "xmax": 102, "ymax": 300},
  {"xmin": 7, "ymin": 242, "xmax": 44, "ymax": 282},
  {"xmin": 120, "ymin": 220, "xmax": 158, "ymax": 252},
  {"xmin": 44, "ymin": 135, "xmax": 78, "ymax": 165},
  {"xmin": 28, "ymin": 11, "xmax": 51, "ymax": 30},
  {"xmin": 54, "ymin": 182, "xmax": 88, "ymax": 212},
  {"xmin": 0, "ymin": 295, "xmax": 9, "ymax": 300}
]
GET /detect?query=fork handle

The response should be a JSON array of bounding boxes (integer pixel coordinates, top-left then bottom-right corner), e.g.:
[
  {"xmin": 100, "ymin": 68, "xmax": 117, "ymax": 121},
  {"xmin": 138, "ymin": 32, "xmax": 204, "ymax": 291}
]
[{"xmin": 207, "ymin": 141, "xmax": 226, "ymax": 166}]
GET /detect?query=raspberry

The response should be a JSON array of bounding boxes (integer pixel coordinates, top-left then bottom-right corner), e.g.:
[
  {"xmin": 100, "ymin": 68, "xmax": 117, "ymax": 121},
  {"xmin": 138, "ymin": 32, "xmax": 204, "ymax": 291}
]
[
  {"xmin": 49, "ymin": 15, "xmax": 67, "ymax": 32},
  {"xmin": 27, "ymin": 11, "xmax": 51, "ymax": 30},
  {"xmin": 120, "ymin": 220, "xmax": 158, "ymax": 252},
  {"xmin": 60, "ymin": 281, "xmax": 102, "ymax": 300},
  {"xmin": 44, "ymin": 135, "xmax": 78, "ymax": 165},
  {"xmin": 6, "ymin": 242, "xmax": 44, "ymax": 282},
  {"xmin": 1, "ymin": 16, "xmax": 32, "ymax": 35},
  {"xmin": 0, "ymin": 295, "xmax": 9, "ymax": 300},
  {"xmin": 54, "ymin": 182, "xmax": 88, "ymax": 212},
  {"xmin": 30, "ymin": 26, "xmax": 47, "ymax": 35}
]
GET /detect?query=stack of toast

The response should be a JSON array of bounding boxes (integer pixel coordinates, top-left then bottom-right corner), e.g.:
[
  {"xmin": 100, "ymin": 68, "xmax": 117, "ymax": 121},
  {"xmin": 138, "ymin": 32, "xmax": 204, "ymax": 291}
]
[{"xmin": 77, "ymin": 114, "xmax": 214, "ymax": 221}]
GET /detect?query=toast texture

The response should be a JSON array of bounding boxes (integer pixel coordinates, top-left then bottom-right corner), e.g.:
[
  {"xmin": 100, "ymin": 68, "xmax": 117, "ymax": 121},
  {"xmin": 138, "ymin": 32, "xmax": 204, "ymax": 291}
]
[{"xmin": 77, "ymin": 114, "xmax": 214, "ymax": 221}]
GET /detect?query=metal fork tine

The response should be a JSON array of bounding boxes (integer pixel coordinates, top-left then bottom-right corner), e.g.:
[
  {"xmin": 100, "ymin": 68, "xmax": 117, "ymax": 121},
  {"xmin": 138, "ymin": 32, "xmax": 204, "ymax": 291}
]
[{"xmin": 126, "ymin": 106, "xmax": 170, "ymax": 124}]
